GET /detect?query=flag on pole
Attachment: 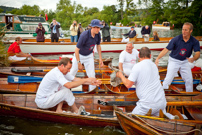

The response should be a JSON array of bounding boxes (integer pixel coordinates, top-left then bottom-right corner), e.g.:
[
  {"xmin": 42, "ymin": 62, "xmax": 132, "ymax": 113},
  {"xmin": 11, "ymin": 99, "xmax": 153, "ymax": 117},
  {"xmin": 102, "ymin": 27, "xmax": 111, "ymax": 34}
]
[{"xmin": 45, "ymin": 13, "xmax": 48, "ymax": 21}]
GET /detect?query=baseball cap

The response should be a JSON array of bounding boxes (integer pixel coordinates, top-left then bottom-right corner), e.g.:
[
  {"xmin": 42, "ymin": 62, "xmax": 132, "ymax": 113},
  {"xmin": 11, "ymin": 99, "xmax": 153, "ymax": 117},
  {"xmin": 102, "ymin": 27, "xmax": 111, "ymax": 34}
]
[
  {"xmin": 90, "ymin": 19, "xmax": 103, "ymax": 28},
  {"xmin": 131, "ymin": 26, "xmax": 134, "ymax": 28}
]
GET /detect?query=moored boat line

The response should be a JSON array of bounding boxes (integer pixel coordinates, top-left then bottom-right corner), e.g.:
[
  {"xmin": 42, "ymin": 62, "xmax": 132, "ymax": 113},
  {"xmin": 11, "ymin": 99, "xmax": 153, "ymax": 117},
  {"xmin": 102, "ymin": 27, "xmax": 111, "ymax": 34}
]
[{"xmin": 18, "ymin": 36, "xmax": 202, "ymax": 55}]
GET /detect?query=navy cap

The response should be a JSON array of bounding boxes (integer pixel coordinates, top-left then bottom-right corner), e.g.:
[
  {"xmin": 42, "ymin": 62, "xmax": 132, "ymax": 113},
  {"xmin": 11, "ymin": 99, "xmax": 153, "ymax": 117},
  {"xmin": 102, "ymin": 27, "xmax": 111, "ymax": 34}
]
[
  {"xmin": 90, "ymin": 19, "xmax": 103, "ymax": 28},
  {"xmin": 131, "ymin": 26, "xmax": 134, "ymax": 28}
]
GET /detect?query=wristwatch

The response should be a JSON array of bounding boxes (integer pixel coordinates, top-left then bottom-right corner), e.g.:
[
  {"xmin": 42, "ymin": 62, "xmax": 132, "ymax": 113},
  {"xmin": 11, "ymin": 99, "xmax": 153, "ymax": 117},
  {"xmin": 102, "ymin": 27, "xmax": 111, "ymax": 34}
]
[{"xmin": 77, "ymin": 60, "xmax": 81, "ymax": 64}]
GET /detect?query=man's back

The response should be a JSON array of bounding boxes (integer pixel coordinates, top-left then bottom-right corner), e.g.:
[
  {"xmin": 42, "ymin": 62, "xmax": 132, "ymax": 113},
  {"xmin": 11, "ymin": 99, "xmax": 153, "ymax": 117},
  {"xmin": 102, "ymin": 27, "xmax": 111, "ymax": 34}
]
[{"xmin": 128, "ymin": 59, "xmax": 165, "ymax": 103}]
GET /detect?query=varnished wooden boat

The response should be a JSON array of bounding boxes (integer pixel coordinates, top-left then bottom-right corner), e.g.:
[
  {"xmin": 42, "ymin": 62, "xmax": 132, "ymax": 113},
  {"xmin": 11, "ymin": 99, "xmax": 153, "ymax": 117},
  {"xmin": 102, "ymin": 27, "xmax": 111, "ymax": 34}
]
[
  {"xmin": 19, "ymin": 37, "xmax": 202, "ymax": 55},
  {"xmin": 8, "ymin": 56, "xmax": 112, "ymax": 67},
  {"xmin": 1, "ymin": 70, "xmax": 201, "ymax": 95},
  {"xmin": 0, "ymin": 93, "xmax": 202, "ymax": 128},
  {"xmin": 22, "ymin": 37, "xmax": 174, "ymax": 43},
  {"xmin": 115, "ymin": 110, "xmax": 202, "ymax": 135}
]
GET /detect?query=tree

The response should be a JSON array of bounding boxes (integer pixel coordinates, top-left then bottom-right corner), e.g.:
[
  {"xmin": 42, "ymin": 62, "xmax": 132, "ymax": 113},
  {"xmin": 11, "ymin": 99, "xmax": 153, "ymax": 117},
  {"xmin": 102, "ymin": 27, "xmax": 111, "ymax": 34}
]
[{"xmin": 0, "ymin": 8, "xmax": 3, "ymax": 13}]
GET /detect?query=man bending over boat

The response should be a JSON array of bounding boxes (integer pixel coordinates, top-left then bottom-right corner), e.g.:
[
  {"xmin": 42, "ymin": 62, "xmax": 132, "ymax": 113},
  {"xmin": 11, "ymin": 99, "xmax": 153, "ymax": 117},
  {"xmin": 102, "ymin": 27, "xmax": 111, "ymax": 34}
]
[
  {"xmin": 35, "ymin": 57, "xmax": 101, "ymax": 115},
  {"xmin": 119, "ymin": 42, "xmax": 139, "ymax": 76},
  {"xmin": 7, "ymin": 37, "xmax": 31, "ymax": 61},
  {"xmin": 69, "ymin": 19, "xmax": 104, "ymax": 91},
  {"xmin": 116, "ymin": 47, "xmax": 174, "ymax": 119},
  {"xmin": 155, "ymin": 22, "xmax": 200, "ymax": 92}
]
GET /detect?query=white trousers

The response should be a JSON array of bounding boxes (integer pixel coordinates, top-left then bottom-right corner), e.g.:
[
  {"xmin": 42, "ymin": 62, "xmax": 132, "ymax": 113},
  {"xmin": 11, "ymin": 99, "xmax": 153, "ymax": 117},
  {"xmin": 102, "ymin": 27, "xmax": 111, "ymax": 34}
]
[
  {"xmin": 132, "ymin": 99, "xmax": 174, "ymax": 119},
  {"xmin": 8, "ymin": 55, "xmax": 26, "ymax": 61},
  {"xmin": 163, "ymin": 56, "xmax": 193, "ymax": 92},
  {"xmin": 69, "ymin": 53, "xmax": 96, "ymax": 91},
  {"xmin": 123, "ymin": 68, "xmax": 132, "ymax": 76},
  {"xmin": 36, "ymin": 87, "xmax": 75, "ymax": 109},
  {"xmin": 121, "ymin": 37, "xmax": 129, "ymax": 42}
]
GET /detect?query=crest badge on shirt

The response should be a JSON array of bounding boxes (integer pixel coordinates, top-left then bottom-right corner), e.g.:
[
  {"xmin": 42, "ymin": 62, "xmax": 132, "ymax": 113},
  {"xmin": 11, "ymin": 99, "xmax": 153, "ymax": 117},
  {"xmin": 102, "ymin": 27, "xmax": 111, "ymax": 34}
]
[
  {"xmin": 179, "ymin": 48, "xmax": 187, "ymax": 56},
  {"xmin": 131, "ymin": 59, "xmax": 136, "ymax": 64},
  {"xmin": 89, "ymin": 44, "xmax": 95, "ymax": 50}
]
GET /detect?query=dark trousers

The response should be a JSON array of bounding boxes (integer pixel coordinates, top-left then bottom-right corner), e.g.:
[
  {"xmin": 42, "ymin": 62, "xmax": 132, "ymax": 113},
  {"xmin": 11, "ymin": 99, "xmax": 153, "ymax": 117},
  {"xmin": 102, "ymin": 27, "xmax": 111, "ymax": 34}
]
[
  {"xmin": 51, "ymin": 33, "xmax": 59, "ymax": 42},
  {"xmin": 103, "ymin": 36, "xmax": 111, "ymax": 42}
]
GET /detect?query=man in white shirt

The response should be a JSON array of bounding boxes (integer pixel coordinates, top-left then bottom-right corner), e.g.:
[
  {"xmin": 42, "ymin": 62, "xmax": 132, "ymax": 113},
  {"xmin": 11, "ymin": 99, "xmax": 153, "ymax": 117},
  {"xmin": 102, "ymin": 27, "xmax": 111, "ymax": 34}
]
[
  {"xmin": 35, "ymin": 57, "xmax": 101, "ymax": 115},
  {"xmin": 119, "ymin": 42, "xmax": 139, "ymax": 76},
  {"xmin": 116, "ymin": 47, "xmax": 174, "ymax": 119}
]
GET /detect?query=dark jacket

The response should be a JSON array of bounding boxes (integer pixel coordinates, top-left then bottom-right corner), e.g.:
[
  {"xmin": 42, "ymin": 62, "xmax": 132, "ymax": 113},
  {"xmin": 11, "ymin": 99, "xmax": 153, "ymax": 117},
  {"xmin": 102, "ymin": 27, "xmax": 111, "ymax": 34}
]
[
  {"xmin": 36, "ymin": 23, "xmax": 45, "ymax": 42},
  {"xmin": 101, "ymin": 23, "xmax": 110, "ymax": 37},
  {"xmin": 50, "ymin": 22, "xmax": 61, "ymax": 38},
  {"xmin": 153, "ymin": 35, "xmax": 160, "ymax": 41},
  {"xmin": 141, "ymin": 26, "xmax": 151, "ymax": 35},
  {"xmin": 124, "ymin": 30, "xmax": 136, "ymax": 38}
]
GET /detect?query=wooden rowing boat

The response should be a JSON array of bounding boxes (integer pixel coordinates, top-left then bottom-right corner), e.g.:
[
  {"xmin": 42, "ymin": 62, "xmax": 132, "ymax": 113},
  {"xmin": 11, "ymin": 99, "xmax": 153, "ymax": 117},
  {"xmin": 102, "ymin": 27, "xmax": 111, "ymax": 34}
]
[
  {"xmin": 0, "ymin": 93, "xmax": 202, "ymax": 128},
  {"xmin": 22, "ymin": 37, "xmax": 174, "ymax": 43},
  {"xmin": 115, "ymin": 110, "xmax": 202, "ymax": 135},
  {"xmin": 8, "ymin": 56, "xmax": 112, "ymax": 67},
  {"xmin": 18, "ymin": 37, "xmax": 202, "ymax": 55},
  {"xmin": 0, "ymin": 66, "xmax": 201, "ymax": 95}
]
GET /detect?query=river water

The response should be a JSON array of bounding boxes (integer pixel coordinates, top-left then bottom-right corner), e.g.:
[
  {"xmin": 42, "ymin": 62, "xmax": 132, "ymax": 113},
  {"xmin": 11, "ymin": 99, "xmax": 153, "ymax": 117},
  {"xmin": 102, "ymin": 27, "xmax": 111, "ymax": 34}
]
[{"xmin": 1, "ymin": 28, "xmax": 202, "ymax": 135}]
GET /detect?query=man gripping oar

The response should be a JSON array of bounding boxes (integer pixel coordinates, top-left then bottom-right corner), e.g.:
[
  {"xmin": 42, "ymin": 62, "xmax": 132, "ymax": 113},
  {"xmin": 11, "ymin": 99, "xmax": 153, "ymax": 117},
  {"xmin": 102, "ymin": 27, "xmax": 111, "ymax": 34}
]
[{"xmin": 35, "ymin": 57, "xmax": 101, "ymax": 115}]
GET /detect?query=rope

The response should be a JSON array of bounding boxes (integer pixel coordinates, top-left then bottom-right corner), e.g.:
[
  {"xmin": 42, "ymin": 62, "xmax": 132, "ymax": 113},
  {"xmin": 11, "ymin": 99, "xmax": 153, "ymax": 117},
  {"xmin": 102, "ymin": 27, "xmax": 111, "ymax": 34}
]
[
  {"xmin": 108, "ymin": 63, "xmax": 124, "ymax": 87},
  {"xmin": 126, "ymin": 113, "xmax": 202, "ymax": 134}
]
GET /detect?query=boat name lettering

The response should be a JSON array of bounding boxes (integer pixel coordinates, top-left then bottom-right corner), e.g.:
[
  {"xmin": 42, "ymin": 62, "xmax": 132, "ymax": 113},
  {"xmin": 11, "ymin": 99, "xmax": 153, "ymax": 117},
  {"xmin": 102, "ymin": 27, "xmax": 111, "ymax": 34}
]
[{"xmin": 0, "ymin": 105, "xmax": 11, "ymax": 110}]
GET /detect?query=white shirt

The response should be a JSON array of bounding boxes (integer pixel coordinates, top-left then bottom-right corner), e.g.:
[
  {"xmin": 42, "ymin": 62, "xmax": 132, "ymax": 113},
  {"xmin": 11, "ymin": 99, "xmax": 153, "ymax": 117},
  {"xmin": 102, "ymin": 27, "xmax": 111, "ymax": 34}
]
[
  {"xmin": 35, "ymin": 67, "xmax": 74, "ymax": 103},
  {"xmin": 128, "ymin": 59, "xmax": 166, "ymax": 104},
  {"xmin": 119, "ymin": 49, "xmax": 139, "ymax": 76}
]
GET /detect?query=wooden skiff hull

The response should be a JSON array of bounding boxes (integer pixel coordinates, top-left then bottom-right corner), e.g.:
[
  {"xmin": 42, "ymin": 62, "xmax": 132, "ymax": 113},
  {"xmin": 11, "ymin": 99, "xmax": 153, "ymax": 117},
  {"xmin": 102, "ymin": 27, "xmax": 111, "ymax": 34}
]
[
  {"xmin": 115, "ymin": 111, "xmax": 202, "ymax": 135},
  {"xmin": 0, "ymin": 93, "xmax": 202, "ymax": 128}
]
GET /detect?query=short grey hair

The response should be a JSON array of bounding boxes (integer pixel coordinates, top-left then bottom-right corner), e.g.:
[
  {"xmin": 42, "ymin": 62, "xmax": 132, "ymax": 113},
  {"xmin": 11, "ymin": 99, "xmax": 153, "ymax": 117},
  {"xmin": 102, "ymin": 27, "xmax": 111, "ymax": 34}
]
[
  {"xmin": 183, "ymin": 22, "xmax": 193, "ymax": 30},
  {"xmin": 127, "ymin": 42, "xmax": 134, "ymax": 47}
]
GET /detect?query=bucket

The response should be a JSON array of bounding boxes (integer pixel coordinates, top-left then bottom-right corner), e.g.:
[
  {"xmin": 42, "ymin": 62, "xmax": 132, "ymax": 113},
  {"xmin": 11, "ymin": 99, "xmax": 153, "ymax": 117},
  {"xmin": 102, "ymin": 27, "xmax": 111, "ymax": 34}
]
[{"xmin": 144, "ymin": 34, "xmax": 149, "ymax": 42}]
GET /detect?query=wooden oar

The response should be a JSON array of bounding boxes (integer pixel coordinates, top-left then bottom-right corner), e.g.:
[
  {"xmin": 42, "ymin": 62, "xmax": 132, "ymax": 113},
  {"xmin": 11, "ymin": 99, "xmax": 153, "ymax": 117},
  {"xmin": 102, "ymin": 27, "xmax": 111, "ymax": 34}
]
[
  {"xmin": 11, "ymin": 68, "xmax": 113, "ymax": 73},
  {"xmin": 161, "ymin": 79, "xmax": 200, "ymax": 84},
  {"xmin": 98, "ymin": 100, "xmax": 202, "ymax": 106},
  {"xmin": 11, "ymin": 68, "xmax": 50, "ymax": 73}
]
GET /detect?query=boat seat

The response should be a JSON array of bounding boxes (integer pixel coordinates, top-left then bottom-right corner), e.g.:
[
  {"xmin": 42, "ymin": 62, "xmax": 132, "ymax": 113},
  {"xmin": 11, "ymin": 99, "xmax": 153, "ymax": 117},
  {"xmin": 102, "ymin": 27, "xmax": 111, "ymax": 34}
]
[
  {"xmin": 129, "ymin": 34, "xmax": 138, "ymax": 42},
  {"xmin": 184, "ymin": 106, "xmax": 202, "ymax": 121}
]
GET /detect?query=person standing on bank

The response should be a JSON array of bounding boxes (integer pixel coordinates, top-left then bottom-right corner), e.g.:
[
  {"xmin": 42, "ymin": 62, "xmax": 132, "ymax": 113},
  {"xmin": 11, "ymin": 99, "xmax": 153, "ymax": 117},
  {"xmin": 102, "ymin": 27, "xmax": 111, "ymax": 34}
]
[
  {"xmin": 50, "ymin": 19, "xmax": 61, "ymax": 42},
  {"xmin": 69, "ymin": 19, "xmax": 104, "ymax": 91},
  {"xmin": 35, "ymin": 57, "xmax": 101, "ymax": 114},
  {"xmin": 36, "ymin": 23, "xmax": 45, "ymax": 42},
  {"xmin": 141, "ymin": 25, "xmax": 151, "ymax": 37},
  {"xmin": 116, "ymin": 47, "xmax": 174, "ymax": 119},
  {"xmin": 70, "ymin": 20, "xmax": 79, "ymax": 42},
  {"xmin": 101, "ymin": 20, "xmax": 111, "ymax": 42},
  {"xmin": 77, "ymin": 23, "xmax": 84, "ymax": 41},
  {"xmin": 155, "ymin": 22, "xmax": 200, "ymax": 92}
]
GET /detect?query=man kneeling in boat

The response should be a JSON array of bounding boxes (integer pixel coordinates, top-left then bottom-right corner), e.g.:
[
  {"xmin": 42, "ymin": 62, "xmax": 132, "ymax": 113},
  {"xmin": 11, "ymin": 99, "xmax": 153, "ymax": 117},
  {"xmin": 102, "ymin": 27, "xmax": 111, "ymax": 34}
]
[
  {"xmin": 7, "ymin": 37, "xmax": 31, "ymax": 60},
  {"xmin": 35, "ymin": 57, "xmax": 101, "ymax": 115},
  {"xmin": 116, "ymin": 47, "xmax": 175, "ymax": 119},
  {"xmin": 119, "ymin": 42, "xmax": 139, "ymax": 77}
]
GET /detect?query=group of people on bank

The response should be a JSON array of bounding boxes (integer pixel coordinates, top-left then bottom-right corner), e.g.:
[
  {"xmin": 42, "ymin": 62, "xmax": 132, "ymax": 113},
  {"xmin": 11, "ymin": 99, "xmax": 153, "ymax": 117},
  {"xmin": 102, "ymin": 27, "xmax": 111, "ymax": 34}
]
[
  {"xmin": 7, "ymin": 20, "xmax": 200, "ymax": 118},
  {"xmin": 35, "ymin": 19, "xmax": 111, "ymax": 43}
]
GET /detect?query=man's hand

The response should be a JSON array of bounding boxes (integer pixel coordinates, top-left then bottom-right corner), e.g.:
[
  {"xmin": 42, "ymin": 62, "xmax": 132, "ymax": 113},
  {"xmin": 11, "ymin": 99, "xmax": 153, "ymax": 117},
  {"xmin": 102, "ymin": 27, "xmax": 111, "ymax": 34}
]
[
  {"xmin": 78, "ymin": 63, "xmax": 84, "ymax": 71},
  {"xmin": 187, "ymin": 57, "xmax": 195, "ymax": 63},
  {"xmin": 87, "ymin": 78, "xmax": 102, "ymax": 86},
  {"xmin": 155, "ymin": 58, "xmax": 159, "ymax": 67},
  {"xmin": 116, "ymin": 71, "xmax": 123, "ymax": 78},
  {"xmin": 99, "ymin": 59, "xmax": 104, "ymax": 67}
]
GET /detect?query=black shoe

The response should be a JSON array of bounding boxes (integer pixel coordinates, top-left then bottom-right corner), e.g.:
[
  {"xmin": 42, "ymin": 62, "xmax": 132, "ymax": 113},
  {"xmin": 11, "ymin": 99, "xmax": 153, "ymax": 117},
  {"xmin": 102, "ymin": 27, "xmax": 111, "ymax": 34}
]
[{"xmin": 80, "ymin": 109, "xmax": 90, "ymax": 116}]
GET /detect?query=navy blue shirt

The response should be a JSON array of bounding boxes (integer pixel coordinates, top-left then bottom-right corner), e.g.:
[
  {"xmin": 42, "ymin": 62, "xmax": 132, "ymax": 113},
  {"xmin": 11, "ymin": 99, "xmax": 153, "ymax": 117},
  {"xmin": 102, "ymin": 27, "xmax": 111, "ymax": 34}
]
[
  {"xmin": 77, "ymin": 29, "xmax": 101, "ymax": 56},
  {"xmin": 166, "ymin": 34, "xmax": 200, "ymax": 61}
]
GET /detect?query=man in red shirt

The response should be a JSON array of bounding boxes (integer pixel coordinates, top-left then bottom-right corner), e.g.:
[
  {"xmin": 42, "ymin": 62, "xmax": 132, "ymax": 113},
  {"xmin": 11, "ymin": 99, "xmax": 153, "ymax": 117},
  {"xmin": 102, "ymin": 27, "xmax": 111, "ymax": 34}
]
[{"xmin": 7, "ymin": 37, "xmax": 31, "ymax": 60}]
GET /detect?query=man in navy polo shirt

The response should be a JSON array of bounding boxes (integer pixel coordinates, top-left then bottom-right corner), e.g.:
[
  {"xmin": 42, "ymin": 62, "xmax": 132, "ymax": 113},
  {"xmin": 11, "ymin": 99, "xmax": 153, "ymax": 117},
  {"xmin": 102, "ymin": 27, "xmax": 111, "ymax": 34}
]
[
  {"xmin": 70, "ymin": 19, "xmax": 104, "ymax": 91},
  {"xmin": 155, "ymin": 22, "xmax": 200, "ymax": 92}
]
